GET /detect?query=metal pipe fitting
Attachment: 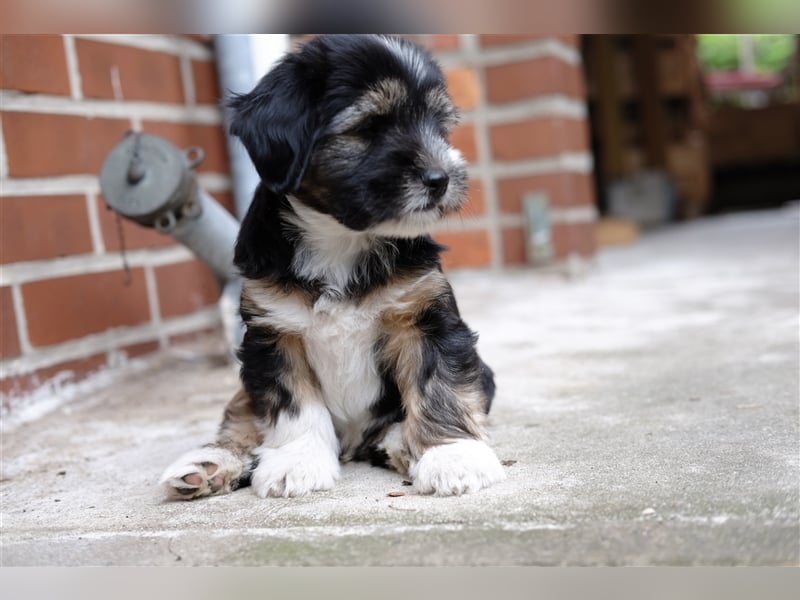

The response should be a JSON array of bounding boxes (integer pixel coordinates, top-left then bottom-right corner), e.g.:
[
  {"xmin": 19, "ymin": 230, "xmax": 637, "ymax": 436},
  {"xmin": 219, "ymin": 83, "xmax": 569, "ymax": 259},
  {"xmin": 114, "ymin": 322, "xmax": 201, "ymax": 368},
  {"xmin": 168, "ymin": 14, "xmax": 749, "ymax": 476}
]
[
  {"xmin": 100, "ymin": 132, "xmax": 244, "ymax": 358},
  {"xmin": 99, "ymin": 131, "xmax": 240, "ymax": 284}
]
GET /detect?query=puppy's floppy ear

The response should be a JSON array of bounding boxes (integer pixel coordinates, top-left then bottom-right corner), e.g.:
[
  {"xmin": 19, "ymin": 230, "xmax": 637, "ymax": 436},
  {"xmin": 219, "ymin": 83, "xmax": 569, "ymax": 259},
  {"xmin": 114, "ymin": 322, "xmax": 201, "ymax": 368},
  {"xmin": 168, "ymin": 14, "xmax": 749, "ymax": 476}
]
[{"xmin": 228, "ymin": 57, "xmax": 321, "ymax": 195}]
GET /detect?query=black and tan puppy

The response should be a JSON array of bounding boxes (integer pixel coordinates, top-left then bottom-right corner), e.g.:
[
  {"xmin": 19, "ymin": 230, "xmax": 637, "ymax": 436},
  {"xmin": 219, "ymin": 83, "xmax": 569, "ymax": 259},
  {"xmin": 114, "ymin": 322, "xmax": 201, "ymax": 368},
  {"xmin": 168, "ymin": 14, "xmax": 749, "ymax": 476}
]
[{"xmin": 161, "ymin": 34, "xmax": 505, "ymax": 498}]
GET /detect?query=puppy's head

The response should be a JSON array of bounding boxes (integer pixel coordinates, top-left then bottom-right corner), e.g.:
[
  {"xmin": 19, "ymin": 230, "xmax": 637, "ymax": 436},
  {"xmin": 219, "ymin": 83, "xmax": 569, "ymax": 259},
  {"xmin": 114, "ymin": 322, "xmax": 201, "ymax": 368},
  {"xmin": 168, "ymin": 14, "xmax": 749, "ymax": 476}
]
[{"xmin": 229, "ymin": 35, "xmax": 467, "ymax": 237}]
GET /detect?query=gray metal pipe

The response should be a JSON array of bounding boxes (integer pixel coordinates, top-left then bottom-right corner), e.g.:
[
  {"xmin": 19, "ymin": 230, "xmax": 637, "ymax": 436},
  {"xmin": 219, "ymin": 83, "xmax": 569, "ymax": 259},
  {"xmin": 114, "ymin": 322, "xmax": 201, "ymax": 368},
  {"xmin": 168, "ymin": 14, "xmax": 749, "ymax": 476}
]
[
  {"xmin": 101, "ymin": 32, "xmax": 289, "ymax": 358},
  {"xmin": 214, "ymin": 34, "xmax": 261, "ymax": 220},
  {"xmin": 214, "ymin": 35, "xmax": 289, "ymax": 220},
  {"xmin": 99, "ymin": 132, "xmax": 239, "ymax": 283},
  {"xmin": 211, "ymin": 35, "xmax": 288, "ymax": 359},
  {"xmin": 99, "ymin": 131, "xmax": 243, "ymax": 358},
  {"xmin": 167, "ymin": 187, "xmax": 239, "ymax": 282}
]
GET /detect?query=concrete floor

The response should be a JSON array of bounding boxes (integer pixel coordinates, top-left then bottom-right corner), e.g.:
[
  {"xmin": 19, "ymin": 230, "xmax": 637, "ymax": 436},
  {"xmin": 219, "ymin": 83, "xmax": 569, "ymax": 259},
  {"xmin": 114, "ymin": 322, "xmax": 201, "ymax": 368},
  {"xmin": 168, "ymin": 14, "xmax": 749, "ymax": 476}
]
[{"xmin": 2, "ymin": 206, "xmax": 798, "ymax": 566}]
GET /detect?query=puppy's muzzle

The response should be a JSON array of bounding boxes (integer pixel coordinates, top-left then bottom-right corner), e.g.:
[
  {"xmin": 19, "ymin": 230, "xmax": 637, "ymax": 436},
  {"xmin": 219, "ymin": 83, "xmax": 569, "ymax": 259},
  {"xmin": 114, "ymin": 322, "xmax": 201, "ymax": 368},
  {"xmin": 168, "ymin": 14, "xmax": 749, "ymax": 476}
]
[{"xmin": 422, "ymin": 168, "xmax": 450, "ymax": 199}]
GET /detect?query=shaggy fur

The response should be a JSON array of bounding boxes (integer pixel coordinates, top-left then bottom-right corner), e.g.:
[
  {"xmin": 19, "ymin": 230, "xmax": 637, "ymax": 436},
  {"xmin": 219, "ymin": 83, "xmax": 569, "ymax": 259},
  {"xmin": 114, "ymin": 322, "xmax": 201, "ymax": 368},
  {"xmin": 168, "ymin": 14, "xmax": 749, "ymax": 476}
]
[{"xmin": 161, "ymin": 35, "xmax": 505, "ymax": 498}]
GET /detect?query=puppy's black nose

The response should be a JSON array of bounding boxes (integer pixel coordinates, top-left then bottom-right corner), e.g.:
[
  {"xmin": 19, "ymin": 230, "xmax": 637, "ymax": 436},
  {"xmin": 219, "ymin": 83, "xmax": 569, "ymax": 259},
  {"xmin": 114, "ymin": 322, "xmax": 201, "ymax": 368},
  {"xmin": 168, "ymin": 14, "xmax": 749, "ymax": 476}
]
[{"xmin": 422, "ymin": 168, "xmax": 449, "ymax": 198}]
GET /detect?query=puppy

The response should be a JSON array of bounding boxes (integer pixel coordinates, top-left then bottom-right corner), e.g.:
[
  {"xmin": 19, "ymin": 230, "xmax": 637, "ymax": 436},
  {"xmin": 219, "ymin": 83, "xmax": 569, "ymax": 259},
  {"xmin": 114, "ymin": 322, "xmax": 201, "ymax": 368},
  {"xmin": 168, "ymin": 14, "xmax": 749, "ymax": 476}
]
[{"xmin": 160, "ymin": 34, "xmax": 505, "ymax": 498}]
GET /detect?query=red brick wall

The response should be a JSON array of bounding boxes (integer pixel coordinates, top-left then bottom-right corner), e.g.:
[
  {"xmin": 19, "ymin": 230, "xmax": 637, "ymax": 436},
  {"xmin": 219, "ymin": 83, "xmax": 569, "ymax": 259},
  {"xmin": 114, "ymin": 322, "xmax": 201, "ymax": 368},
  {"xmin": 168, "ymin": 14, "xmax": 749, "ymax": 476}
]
[
  {"xmin": 0, "ymin": 34, "xmax": 232, "ymax": 404},
  {"xmin": 1, "ymin": 34, "xmax": 597, "ymax": 405},
  {"xmin": 418, "ymin": 35, "xmax": 597, "ymax": 268}
]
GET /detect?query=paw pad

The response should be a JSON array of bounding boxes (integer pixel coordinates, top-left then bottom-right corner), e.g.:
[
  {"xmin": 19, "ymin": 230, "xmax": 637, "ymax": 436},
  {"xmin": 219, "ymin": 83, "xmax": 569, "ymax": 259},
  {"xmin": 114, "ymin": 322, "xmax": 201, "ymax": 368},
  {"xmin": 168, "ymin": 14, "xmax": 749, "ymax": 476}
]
[{"xmin": 160, "ymin": 449, "xmax": 243, "ymax": 501}]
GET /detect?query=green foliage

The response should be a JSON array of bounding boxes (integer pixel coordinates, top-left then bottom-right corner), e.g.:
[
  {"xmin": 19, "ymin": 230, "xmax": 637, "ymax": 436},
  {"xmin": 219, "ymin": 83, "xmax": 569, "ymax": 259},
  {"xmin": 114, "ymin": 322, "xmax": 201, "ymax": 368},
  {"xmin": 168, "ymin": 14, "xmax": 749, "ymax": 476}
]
[
  {"xmin": 697, "ymin": 34, "xmax": 797, "ymax": 72},
  {"xmin": 754, "ymin": 35, "xmax": 796, "ymax": 72},
  {"xmin": 698, "ymin": 35, "xmax": 740, "ymax": 71}
]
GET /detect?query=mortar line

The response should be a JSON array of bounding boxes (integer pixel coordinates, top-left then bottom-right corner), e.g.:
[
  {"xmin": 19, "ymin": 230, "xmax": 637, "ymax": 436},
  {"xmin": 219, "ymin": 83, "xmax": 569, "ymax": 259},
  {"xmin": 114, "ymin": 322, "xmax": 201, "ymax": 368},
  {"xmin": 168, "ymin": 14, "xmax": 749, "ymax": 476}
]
[
  {"xmin": 84, "ymin": 192, "xmax": 106, "ymax": 255},
  {"xmin": 462, "ymin": 34, "xmax": 503, "ymax": 270},
  {"xmin": 484, "ymin": 95, "xmax": 587, "ymax": 124},
  {"xmin": 550, "ymin": 205, "xmax": 598, "ymax": 224},
  {"xmin": 180, "ymin": 55, "xmax": 196, "ymax": 106},
  {"xmin": 0, "ymin": 91, "xmax": 223, "ymax": 124},
  {"xmin": 489, "ymin": 152, "xmax": 594, "ymax": 178},
  {"xmin": 432, "ymin": 214, "xmax": 491, "ymax": 233},
  {"xmin": 0, "ymin": 115, "xmax": 8, "ymax": 179},
  {"xmin": 0, "ymin": 246, "xmax": 195, "ymax": 287},
  {"xmin": 63, "ymin": 35, "xmax": 83, "ymax": 101},
  {"xmin": 75, "ymin": 34, "xmax": 213, "ymax": 60},
  {"xmin": 0, "ymin": 307, "xmax": 221, "ymax": 378},
  {"xmin": 0, "ymin": 174, "xmax": 231, "ymax": 197},
  {"xmin": 439, "ymin": 95, "xmax": 586, "ymax": 130},
  {"xmin": 438, "ymin": 38, "xmax": 580, "ymax": 68},
  {"xmin": 10, "ymin": 284, "xmax": 32, "ymax": 356}
]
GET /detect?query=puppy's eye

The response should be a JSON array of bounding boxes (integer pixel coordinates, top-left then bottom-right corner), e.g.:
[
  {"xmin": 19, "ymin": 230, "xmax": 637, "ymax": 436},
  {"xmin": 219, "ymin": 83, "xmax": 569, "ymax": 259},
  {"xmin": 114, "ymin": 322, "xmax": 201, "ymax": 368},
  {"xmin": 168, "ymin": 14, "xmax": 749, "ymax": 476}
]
[
  {"xmin": 347, "ymin": 114, "xmax": 387, "ymax": 136},
  {"xmin": 428, "ymin": 109, "xmax": 458, "ymax": 138},
  {"xmin": 354, "ymin": 116, "xmax": 376, "ymax": 132}
]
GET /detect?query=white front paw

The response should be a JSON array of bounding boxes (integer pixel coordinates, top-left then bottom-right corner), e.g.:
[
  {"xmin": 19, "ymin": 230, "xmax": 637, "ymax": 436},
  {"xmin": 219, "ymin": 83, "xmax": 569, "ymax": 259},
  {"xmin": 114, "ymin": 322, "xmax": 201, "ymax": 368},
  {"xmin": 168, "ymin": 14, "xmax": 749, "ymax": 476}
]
[
  {"xmin": 410, "ymin": 439, "xmax": 505, "ymax": 496},
  {"xmin": 252, "ymin": 435, "xmax": 340, "ymax": 498}
]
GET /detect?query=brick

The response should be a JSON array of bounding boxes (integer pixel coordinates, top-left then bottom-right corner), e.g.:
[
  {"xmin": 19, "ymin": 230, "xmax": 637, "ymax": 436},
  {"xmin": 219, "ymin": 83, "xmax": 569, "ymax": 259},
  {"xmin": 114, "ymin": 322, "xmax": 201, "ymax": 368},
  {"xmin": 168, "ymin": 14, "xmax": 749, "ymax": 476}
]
[
  {"xmin": 480, "ymin": 35, "xmax": 578, "ymax": 49},
  {"xmin": 485, "ymin": 56, "xmax": 585, "ymax": 104},
  {"xmin": 497, "ymin": 172, "xmax": 595, "ymax": 213},
  {"xmin": 23, "ymin": 269, "xmax": 151, "ymax": 347},
  {"xmin": 445, "ymin": 66, "xmax": 480, "ymax": 111},
  {"xmin": 553, "ymin": 222, "xmax": 596, "ymax": 258},
  {"xmin": 457, "ymin": 179, "xmax": 486, "ymax": 217},
  {"xmin": 191, "ymin": 59, "xmax": 221, "ymax": 105},
  {"xmin": 501, "ymin": 227, "xmax": 527, "ymax": 265},
  {"xmin": 501, "ymin": 223, "xmax": 596, "ymax": 264},
  {"xmin": 0, "ymin": 35, "xmax": 71, "ymax": 95},
  {"xmin": 479, "ymin": 35, "xmax": 548, "ymax": 48},
  {"xmin": 0, "ymin": 339, "xmax": 161, "ymax": 401},
  {"xmin": 142, "ymin": 121, "xmax": 229, "ymax": 174},
  {"xmin": 168, "ymin": 326, "xmax": 220, "ymax": 346},
  {"xmin": 449, "ymin": 122, "xmax": 478, "ymax": 164},
  {"xmin": 1, "ymin": 195, "xmax": 93, "ymax": 263},
  {"xmin": 120, "ymin": 340, "xmax": 160, "ymax": 359},
  {"xmin": 558, "ymin": 35, "xmax": 581, "ymax": 48},
  {"xmin": 435, "ymin": 230, "xmax": 491, "ymax": 269},
  {"xmin": 30, "ymin": 352, "xmax": 108, "ymax": 384},
  {"xmin": 1, "ymin": 287, "xmax": 21, "ymax": 359},
  {"xmin": 155, "ymin": 259, "xmax": 220, "ymax": 319},
  {"xmin": 489, "ymin": 117, "xmax": 590, "ymax": 161},
  {"xmin": 96, "ymin": 197, "xmax": 177, "ymax": 252},
  {"xmin": 403, "ymin": 35, "xmax": 459, "ymax": 52},
  {"xmin": 427, "ymin": 35, "xmax": 460, "ymax": 52},
  {"xmin": 3, "ymin": 112, "xmax": 131, "ymax": 177},
  {"xmin": 0, "ymin": 352, "xmax": 107, "ymax": 400},
  {"xmin": 75, "ymin": 39, "xmax": 184, "ymax": 103}
]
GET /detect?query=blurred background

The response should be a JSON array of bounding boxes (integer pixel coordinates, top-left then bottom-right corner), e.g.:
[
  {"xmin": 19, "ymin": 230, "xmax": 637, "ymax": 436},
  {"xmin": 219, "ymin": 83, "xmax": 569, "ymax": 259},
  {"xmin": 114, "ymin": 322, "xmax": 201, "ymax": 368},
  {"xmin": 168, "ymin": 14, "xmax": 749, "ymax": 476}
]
[{"xmin": 1, "ymin": 33, "xmax": 798, "ymax": 411}]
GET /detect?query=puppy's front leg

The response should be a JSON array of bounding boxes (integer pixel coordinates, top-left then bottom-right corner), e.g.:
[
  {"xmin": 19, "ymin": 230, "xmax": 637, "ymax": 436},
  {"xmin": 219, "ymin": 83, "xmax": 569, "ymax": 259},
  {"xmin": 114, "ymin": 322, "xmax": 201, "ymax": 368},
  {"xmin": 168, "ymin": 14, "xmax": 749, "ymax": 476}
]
[
  {"xmin": 241, "ymin": 328, "xmax": 340, "ymax": 498},
  {"xmin": 386, "ymin": 286, "xmax": 505, "ymax": 496},
  {"xmin": 252, "ymin": 402, "xmax": 340, "ymax": 498}
]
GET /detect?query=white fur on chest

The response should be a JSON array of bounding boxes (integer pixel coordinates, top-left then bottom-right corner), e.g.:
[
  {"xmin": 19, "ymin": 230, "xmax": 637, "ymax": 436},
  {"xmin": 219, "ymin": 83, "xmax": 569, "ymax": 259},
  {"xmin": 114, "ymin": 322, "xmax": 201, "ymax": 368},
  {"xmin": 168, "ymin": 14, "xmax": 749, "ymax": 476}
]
[
  {"xmin": 253, "ymin": 289, "xmax": 386, "ymax": 451},
  {"xmin": 303, "ymin": 296, "xmax": 382, "ymax": 442}
]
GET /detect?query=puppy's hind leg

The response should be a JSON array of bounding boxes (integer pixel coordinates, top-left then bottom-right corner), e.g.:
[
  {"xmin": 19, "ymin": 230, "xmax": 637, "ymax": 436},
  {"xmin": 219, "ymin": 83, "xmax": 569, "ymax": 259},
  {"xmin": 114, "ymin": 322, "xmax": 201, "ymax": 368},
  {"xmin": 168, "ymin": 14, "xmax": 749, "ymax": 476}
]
[{"xmin": 160, "ymin": 388, "xmax": 262, "ymax": 500}]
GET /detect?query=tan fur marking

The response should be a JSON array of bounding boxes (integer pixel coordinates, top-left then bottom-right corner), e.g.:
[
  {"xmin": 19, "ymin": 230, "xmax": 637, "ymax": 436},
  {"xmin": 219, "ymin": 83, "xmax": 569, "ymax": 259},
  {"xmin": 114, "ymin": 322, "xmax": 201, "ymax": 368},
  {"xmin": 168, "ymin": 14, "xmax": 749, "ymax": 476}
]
[
  {"xmin": 379, "ymin": 271, "xmax": 485, "ymax": 459},
  {"xmin": 329, "ymin": 78, "xmax": 407, "ymax": 134},
  {"xmin": 381, "ymin": 270, "xmax": 451, "ymax": 324},
  {"xmin": 216, "ymin": 388, "xmax": 262, "ymax": 456},
  {"xmin": 241, "ymin": 278, "xmax": 314, "ymax": 333},
  {"xmin": 425, "ymin": 87, "xmax": 458, "ymax": 128},
  {"xmin": 368, "ymin": 79, "xmax": 408, "ymax": 114},
  {"xmin": 277, "ymin": 333, "xmax": 322, "ymax": 406}
]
